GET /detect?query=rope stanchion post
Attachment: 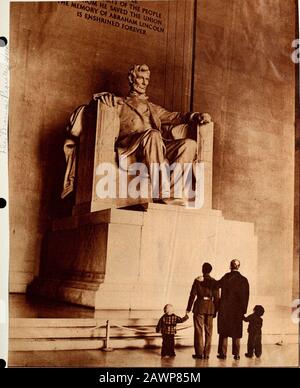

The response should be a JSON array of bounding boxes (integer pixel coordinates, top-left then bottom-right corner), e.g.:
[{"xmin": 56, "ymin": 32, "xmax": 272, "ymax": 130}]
[{"xmin": 101, "ymin": 320, "xmax": 114, "ymax": 352}]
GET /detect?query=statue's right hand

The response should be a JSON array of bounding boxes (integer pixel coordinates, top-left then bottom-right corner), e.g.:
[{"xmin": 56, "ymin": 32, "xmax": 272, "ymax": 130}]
[{"xmin": 93, "ymin": 92, "xmax": 123, "ymax": 107}]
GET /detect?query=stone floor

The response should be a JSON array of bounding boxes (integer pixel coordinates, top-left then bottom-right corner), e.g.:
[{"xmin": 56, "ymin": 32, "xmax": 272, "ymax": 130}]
[
  {"xmin": 8, "ymin": 294, "xmax": 299, "ymax": 367},
  {"xmin": 9, "ymin": 344, "xmax": 299, "ymax": 368}
]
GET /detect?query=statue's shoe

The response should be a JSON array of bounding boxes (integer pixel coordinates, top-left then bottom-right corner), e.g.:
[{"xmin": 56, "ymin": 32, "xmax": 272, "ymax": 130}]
[
  {"xmin": 152, "ymin": 198, "xmax": 167, "ymax": 205},
  {"xmin": 160, "ymin": 198, "xmax": 187, "ymax": 206}
]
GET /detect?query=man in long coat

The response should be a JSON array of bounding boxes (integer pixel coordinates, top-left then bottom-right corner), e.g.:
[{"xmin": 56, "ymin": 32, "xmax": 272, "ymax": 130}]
[{"xmin": 217, "ymin": 259, "xmax": 249, "ymax": 360}]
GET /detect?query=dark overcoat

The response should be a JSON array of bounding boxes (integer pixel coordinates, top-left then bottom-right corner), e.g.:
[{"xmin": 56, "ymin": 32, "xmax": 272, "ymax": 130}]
[{"xmin": 217, "ymin": 271, "xmax": 249, "ymax": 338}]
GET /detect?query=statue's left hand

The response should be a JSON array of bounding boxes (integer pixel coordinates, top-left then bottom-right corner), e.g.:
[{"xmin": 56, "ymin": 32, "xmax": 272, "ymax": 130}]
[
  {"xmin": 200, "ymin": 113, "xmax": 212, "ymax": 124},
  {"xmin": 193, "ymin": 112, "xmax": 212, "ymax": 125}
]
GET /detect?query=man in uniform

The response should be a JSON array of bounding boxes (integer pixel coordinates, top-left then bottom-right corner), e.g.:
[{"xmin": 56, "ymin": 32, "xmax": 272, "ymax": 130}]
[
  {"xmin": 216, "ymin": 259, "xmax": 250, "ymax": 360},
  {"xmin": 186, "ymin": 262, "xmax": 219, "ymax": 359},
  {"xmin": 95, "ymin": 64, "xmax": 211, "ymax": 205}
]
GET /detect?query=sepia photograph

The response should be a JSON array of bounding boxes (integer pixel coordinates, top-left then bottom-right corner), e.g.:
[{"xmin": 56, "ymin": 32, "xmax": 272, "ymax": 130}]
[{"xmin": 0, "ymin": 0, "xmax": 299, "ymax": 369}]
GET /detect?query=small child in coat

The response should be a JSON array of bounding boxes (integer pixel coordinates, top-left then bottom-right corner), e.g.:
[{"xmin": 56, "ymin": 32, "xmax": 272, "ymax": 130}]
[
  {"xmin": 244, "ymin": 305, "xmax": 265, "ymax": 358},
  {"xmin": 156, "ymin": 304, "xmax": 189, "ymax": 358}
]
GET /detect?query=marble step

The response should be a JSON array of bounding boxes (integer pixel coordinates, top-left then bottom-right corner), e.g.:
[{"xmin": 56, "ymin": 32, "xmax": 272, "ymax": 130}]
[
  {"xmin": 10, "ymin": 337, "xmax": 167, "ymax": 351},
  {"xmin": 9, "ymin": 318, "xmax": 298, "ymax": 351},
  {"xmin": 9, "ymin": 335, "xmax": 298, "ymax": 352},
  {"xmin": 9, "ymin": 317, "xmax": 192, "ymax": 351}
]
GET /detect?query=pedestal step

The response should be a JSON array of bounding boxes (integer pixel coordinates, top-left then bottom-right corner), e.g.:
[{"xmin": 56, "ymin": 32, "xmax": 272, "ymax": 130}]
[{"xmin": 30, "ymin": 205, "xmax": 259, "ymax": 310}]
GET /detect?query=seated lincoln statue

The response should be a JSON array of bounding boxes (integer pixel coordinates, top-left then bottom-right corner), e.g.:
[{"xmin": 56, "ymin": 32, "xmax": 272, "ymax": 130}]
[
  {"xmin": 92, "ymin": 64, "xmax": 212, "ymax": 206},
  {"xmin": 61, "ymin": 64, "xmax": 212, "ymax": 207}
]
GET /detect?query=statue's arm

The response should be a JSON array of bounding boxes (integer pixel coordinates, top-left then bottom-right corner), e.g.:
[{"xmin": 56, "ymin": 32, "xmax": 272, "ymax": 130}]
[
  {"xmin": 153, "ymin": 104, "xmax": 189, "ymax": 125},
  {"xmin": 152, "ymin": 103, "xmax": 211, "ymax": 126}
]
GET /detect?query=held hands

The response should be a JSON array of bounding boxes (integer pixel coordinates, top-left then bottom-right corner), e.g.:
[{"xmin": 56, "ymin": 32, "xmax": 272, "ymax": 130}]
[{"xmin": 93, "ymin": 92, "xmax": 124, "ymax": 107}]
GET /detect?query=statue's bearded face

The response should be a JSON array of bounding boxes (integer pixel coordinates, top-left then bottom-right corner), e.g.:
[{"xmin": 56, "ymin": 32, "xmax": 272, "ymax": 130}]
[{"xmin": 132, "ymin": 70, "xmax": 150, "ymax": 94}]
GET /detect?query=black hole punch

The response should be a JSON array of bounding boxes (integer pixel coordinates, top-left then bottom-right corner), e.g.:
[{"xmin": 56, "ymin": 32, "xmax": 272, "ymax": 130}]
[
  {"xmin": 0, "ymin": 198, "xmax": 7, "ymax": 208},
  {"xmin": 0, "ymin": 37, "xmax": 8, "ymax": 47},
  {"xmin": 0, "ymin": 359, "xmax": 6, "ymax": 368}
]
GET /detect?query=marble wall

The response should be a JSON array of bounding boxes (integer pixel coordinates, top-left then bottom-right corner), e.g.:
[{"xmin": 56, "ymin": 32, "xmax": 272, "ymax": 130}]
[{"xmin": 193, "ymin": 0, "xmax": 296, "ymax": 304}]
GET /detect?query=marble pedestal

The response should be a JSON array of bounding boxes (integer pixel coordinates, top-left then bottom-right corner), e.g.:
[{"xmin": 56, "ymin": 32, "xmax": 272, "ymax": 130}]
[{"xmin": 29, "ymin": 204, "xmax": 258, "ymax": 310}]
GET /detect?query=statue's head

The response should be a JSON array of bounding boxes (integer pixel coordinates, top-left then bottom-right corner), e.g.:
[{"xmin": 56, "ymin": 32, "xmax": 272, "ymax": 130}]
[{"xmin": 128, "ymin": 64, "xmax": 150, "ymax": 95}]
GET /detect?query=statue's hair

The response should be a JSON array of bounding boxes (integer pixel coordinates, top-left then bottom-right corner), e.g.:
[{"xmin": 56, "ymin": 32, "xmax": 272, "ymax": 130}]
[{"xmin": 128, "ymin": 64, "xmax": 150, "ymax": 85}]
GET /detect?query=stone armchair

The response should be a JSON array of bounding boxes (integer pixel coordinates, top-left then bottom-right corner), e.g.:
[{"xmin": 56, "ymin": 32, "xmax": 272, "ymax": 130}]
[{"xmin": 61, "ymin": 99, "xmax": 214, "ymax": 214}]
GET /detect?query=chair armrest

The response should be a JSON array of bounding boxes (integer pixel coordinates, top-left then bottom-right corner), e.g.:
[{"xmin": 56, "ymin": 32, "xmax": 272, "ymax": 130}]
[
  {"xmin": 95, "ymin": 100, "xmax": 120, "ymax": 163},
  {"xmin": 196, "ymin": 122, "xmax": 214, "ymax": 162}
]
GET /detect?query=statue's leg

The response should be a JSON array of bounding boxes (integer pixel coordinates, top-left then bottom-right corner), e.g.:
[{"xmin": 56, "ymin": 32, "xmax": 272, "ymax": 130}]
[
  {"xmin": 165, "ymin": 138, "xmax": 197, "ymax": 164},
  {"xmin": 139, "ymin": 129, "xmax": 166, "ymax": 166},
  {"xmin": 165, "ymin": 138, "xmax": 197, "ymax": 201},
  {"xmin": 138, "ymin": 129, "xmax": 166, "ymax": 199}
]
